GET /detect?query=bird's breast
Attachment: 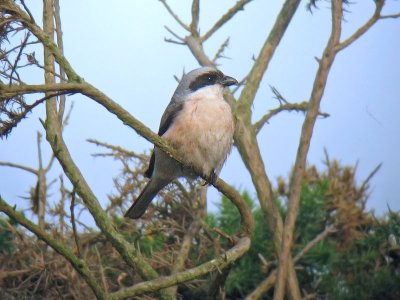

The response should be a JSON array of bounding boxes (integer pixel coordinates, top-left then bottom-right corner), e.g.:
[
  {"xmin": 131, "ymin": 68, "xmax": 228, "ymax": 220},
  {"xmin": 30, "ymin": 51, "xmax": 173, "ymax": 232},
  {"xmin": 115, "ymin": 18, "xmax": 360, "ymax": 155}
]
[{"xmin": 162, "ymin": 96, "xmax": 234, "ymax": 176}]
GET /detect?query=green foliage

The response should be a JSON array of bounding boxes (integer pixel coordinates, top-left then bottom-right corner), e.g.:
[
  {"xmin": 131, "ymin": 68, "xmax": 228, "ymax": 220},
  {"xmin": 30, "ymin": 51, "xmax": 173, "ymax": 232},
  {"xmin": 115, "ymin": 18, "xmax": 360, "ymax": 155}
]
[
  {"xmin": 0, "ymin": 216, "xmax": 16, "ymax": 254},
  {"xmin": 208, "ymin": 179, "xmax": 400, "ymax": 299},
  {"xmin": 208, "ymin": 192, "xmax": 274, "ymax": 298},
  {"xmin": 295, "ymin": 180, "xmax": 329, "ymax": 244}
]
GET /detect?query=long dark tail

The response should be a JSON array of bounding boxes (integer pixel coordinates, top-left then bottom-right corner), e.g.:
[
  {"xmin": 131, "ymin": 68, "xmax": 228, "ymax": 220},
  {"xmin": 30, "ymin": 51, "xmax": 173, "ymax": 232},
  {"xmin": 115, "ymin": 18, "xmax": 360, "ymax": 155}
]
[{"xmin": 124, "ymin": 179, "xmax": 169, "ymax": 219}]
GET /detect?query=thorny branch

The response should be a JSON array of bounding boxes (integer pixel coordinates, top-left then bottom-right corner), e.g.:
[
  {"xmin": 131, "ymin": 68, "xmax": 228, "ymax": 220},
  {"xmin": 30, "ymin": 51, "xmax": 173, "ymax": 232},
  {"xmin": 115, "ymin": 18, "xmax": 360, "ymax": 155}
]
[
  {"xmin": 254, "ymin": 101, "xmax": 330, "ymax": 135},
  {"xmin": 273, "ymin": 1, "xmax": 343, "ymax": 299},
  {"xmin": 0, "ymin": 196, "xmax": 107, "ymax": 300}
]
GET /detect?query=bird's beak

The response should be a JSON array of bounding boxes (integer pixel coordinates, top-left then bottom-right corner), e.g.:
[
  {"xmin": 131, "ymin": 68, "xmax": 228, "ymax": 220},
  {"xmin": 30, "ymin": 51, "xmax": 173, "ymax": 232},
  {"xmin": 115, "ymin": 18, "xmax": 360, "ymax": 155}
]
[{"xmin": 220, "ymin": 75, "xmax": 238, "ymax": 87}]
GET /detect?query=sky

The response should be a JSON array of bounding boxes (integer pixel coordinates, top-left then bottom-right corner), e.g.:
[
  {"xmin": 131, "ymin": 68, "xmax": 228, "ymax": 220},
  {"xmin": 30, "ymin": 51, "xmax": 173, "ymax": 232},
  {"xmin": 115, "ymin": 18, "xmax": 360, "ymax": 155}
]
[{"xmin": 1, "ymin": 1, "xmax": 400, "ymax": 221}]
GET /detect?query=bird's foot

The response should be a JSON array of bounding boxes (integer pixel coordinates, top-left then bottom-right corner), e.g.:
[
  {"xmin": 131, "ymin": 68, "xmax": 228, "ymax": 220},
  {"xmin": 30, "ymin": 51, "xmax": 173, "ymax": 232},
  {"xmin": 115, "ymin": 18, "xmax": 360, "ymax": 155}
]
[{"xmin": 207, "ymin": 171, "xmax": 218, "ymax": 185}]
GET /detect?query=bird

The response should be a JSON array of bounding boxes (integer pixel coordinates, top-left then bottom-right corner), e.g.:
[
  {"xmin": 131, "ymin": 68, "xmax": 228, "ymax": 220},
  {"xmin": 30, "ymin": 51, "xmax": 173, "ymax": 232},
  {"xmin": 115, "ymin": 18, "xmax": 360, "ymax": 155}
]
[{"xmin": 125, "ymin": 67, "xmax": 238, "ymax": 219}]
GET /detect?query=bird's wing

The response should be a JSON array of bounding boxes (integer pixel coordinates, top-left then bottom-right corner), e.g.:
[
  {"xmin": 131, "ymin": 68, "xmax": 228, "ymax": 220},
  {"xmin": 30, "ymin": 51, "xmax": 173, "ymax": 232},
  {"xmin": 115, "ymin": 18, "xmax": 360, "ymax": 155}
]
[
  {"xmin": 158, "ymin": 99, "xmax": 184, "ymax": 136},
  {"xmin": 145, "ymin": 98, "xmax": 184, "ymax": 178}
]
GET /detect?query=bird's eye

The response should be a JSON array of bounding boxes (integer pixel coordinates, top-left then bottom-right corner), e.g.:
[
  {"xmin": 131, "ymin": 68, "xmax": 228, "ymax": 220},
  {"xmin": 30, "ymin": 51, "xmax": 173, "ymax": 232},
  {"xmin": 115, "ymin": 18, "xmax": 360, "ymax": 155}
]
[{"xmin": 208, "ymin": 75, "xmax": 216, "ymax": 82}]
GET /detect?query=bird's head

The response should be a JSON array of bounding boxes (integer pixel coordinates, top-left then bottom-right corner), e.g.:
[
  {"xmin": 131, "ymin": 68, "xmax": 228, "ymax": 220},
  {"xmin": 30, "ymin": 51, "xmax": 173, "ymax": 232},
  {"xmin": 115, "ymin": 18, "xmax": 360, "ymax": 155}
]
[{"xmin": 174, "ymin": 67, "xmax": 238, "ymax": 98}]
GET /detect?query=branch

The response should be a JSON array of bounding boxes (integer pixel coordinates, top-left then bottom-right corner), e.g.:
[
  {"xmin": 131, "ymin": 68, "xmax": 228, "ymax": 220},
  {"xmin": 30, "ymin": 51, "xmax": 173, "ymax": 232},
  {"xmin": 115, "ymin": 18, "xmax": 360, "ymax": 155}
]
[
  {"xmin": 201, "ymin": 0, "xmax": 252, "ymax": 42},
  {"xmin": 2, "ymin": 0, "xmax": 81, "ymax": 82},
  {"xmin": 190, "ymin": 0, "xmax": 200, "ymax": 35},
  {"xmin": 0, "ymin": 161, "xmax": 38, "ymax": 175},
  {"xmin": 109, "ymin": 237, "xmax": 251, "ymax": 299},
  {"xmin": 87, "ymin": 138, "xmax": 148, "ymax": 160},
  {"xmin": 380, "ymin": 12, "xmax": 400, "ymax": 19},
  {"xmin": 335, "ymin": 0, "xmax": 384, "ymax": 52},
  {"xmin": 236, "ymin": 0, "xmax": 302, "ymax": 109},
  {"xmin": 159, "ymin": 0, "xmax": 190, "ymax": 31},
  {"xmin": 0, "ymin": 196, "xmax": 106, "ymax": 300},
  {"xmin": 245, "ymin": 225, "xmax": 336, "ymax": 300},
  {"xmin": 168, "ymin": 185, "xmax": 206, "ymax": 296},
  {"xmin": 9, "ymin": 31, "xmax": 30, "ymax": 84},
  {"xmin": 70, "ymin": 190, "xmax": 82, "ymax": 258},
  {"xmin": 273, "ymin": 1, "xmax": 343, "ymax": 299},
  {"xmin": 359, "ymin": 162, "xmax": 382, "ymax": 192},
  {"xmin": 230, "ymin": 1, "xmax": 303, "ymax": 298},
  {"xmin": 212, "ymin": 37, "xmax": 230, "ymax": 64},
  {"xmin": 254, "ymin": 101, "xmax": 330, "ymax": 134},
  {"xmin": 54, "ymin": 0, "xmax": 67, "ymax": 123},
  {"xmin": 164, "ymin": 25, "xmax": 185, "ymax": 45}
]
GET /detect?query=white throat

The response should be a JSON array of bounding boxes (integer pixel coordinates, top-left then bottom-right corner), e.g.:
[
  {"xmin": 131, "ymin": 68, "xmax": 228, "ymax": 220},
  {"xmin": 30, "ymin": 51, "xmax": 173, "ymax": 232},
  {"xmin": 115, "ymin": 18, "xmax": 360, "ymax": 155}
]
[{"xmin": 188, "ymin": 84, "xmax": 224, "ymax": 102}]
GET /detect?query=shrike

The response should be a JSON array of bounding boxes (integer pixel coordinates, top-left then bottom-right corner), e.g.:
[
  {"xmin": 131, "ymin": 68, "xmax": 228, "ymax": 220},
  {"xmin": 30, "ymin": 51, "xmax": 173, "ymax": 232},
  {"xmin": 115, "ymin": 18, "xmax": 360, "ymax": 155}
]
[{"xmin": 125, "ymin": 67, "xmax": 238, "ymax": 219}]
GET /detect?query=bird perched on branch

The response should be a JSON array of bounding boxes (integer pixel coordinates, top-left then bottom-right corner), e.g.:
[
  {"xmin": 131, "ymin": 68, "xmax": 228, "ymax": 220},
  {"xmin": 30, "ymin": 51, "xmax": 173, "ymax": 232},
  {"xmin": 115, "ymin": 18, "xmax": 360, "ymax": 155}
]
[{"xmin": 125, "ymin": 67, "xmax": 238, "ymax": 219}]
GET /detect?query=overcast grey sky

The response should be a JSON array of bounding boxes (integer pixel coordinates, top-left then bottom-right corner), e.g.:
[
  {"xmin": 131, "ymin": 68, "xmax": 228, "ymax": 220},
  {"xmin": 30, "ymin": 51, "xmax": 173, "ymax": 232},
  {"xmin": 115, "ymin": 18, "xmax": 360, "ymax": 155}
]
[{"xmin": 1, "ymin": 1, "xmax": 399, "ymax": 219}]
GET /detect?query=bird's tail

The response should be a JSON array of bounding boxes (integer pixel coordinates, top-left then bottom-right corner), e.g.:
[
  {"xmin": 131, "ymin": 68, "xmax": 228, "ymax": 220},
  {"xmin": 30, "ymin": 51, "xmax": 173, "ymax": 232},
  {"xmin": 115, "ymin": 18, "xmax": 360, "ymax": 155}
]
[{"xmin": 124, "ymin": 179, "xmax": 169, "ymax": 219}]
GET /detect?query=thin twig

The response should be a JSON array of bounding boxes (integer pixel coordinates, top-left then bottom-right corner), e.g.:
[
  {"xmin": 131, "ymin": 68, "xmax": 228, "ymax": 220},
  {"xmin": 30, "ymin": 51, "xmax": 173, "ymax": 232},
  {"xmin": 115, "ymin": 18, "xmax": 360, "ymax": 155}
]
[
  {"xmin": 9, "ymin": 32, "xmax": 30, "ymax": 84},
  {"xmin": 201, "ymin": 0, "xmax": 252, "ymax": 42},
  {"xmin": 212, "ymin": 37, "xmax": 230, "ymax": 64},
  {"xmin": 335, "ymin": 0, "xmax": 383, "ymax": 52},
  {"xmin": 20, "ymin": 0, "xmax": 35, "ymax": 23},
  {"xmin": 159, "ymin": 0, "xmax": 190, "ymax": 31},
  {"xmin": 380, "ymin": 12, "xmax": 400, "ymax": 19},
  {"xmin": 70, "ymin": 190, "xmax": 82, "ymax": 258},
  {"xmin": 0, "ymin": 161, "xmax": 38, "ymax": 175},
  {"xmin": 0, "ymin": 196, "xmax": 106, "ymax": 299},
  {"xmin": 359, "ymin": 163, "xmax": 382, "ymax": 192},
  {"xmin": 87, "ymin": 138, "xmax": 148, "ymax": 160},
  {"xmin": 254, "ymin": 101, "xmax": 330, "ymax": 134}
]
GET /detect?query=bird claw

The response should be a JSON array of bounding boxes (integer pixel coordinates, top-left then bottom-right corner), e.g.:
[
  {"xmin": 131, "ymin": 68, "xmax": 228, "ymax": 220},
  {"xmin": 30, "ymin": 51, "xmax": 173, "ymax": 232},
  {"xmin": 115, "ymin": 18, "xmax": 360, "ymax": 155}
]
[
  {"xmin": 208, "ymin": 171, "xmax": 218, "ymax": 185},
  {"xmin": 200, "ymin": 171, "xmax": 217, "ymax": 186}
]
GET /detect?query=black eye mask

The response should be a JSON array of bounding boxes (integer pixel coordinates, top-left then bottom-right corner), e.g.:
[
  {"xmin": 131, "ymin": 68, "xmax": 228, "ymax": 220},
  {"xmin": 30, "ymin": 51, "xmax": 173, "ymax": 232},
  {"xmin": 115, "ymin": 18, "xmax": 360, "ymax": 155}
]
[{"xmin": 189, "ymin": 71, "xmax": 223, "ymax": 91}]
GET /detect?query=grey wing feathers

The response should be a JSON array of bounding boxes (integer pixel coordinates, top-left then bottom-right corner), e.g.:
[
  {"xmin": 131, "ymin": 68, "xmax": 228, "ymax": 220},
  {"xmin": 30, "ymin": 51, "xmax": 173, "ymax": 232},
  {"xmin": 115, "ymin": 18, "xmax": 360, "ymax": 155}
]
[{"xmin": 144, "ymin": 98, "xmax": 184, "ymax": 178}]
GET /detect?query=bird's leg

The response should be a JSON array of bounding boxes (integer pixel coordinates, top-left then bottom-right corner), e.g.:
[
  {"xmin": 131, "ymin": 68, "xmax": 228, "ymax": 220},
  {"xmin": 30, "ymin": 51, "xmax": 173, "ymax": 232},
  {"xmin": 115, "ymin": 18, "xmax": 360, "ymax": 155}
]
[
  {"xmin": 200, "ymin": 171, "xmax": 217, "ymax": 186},
  {"xmin": 207, "ymin": 170, "xmax": 218, "ymax": 185}
]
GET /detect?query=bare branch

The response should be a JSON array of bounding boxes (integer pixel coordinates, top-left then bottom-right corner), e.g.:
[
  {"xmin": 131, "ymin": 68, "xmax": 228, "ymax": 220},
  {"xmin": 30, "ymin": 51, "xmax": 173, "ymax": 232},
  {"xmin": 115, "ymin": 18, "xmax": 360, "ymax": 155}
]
[
  {"xmin": 20, "ymin": 0, "xmax": 35, "ymax": 23},
  {"xmin": 164, "ymin": 25, "xmax": 185, "ymax": 45},
  {"xmin": 273, "ymin": 1, "xmax": 343, "ymax": 299},
  {"xmin": 335, "ymin": 0, "xmax": 383, "ymax": 52},
  {"xmin": 159, "ymin": 0, "xmax": 190, "ymax": 31},
  {"xmin": 87, "ymin": 138, "xmax": 148, "ymax": 160},
  {"xmin": 202, "ymin": 0, "xmax": 253, "ymax": 42},
  {"xmin": 109, "ymin": 237, "xmax": 251, "ymax": 299},
  {"xmin": 236, "ymin": 0, "xmax": 302, "ymax": 108},
  {"xmin": 254, "ymin": 101, "xmax": 330, "ymax": 134},
  {"xmin": 9, "ymin": 32, "xmax": 30, "ymax": 84},
  {"xmin": 70, "ymin": 190, "xmax": 82, "ymax": 258},
  {"xmin": 168, "ymin": 185, "xmax": 206, "ymax": 296},
  {"xmin": 360, "ymin": 162, "xmax": 382, "ymax": 192},
  {"xmin": 0, "ymin": 161, "xmax": 38, "ymax": 175},
  {"xmin": 212, "ymin": 37, "xmax": 230, "ymax": 64},
  {"xmin": 185, "ymin": 34, "xmax": 215, "ymax": 66},
  {"xmin": 0, "ymin": 92, "xmax": 63, "ymax": 138},
  {"xmin": 231, "ymin": 76, "xmax": 247, "ymax": 95},
  {"xmin": 190, "ymin": 0, "xmax": 200, "ymax": 35},
  {"xmin": 380, "ymin": 12, "xmax": 400, "ymax": 19},
  {"xmin": 0, "ymin": 196, "xmax": 106, "ymax": 299}
]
